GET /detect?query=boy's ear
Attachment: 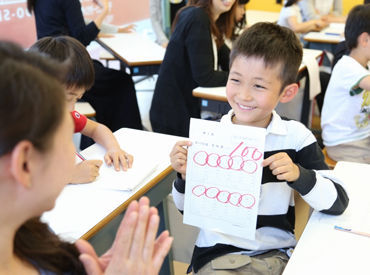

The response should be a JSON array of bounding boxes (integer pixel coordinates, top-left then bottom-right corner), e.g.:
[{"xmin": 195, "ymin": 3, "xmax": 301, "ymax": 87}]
[
  {"xmin": 279, "ymin": 83, "xmax": 299, "ymax": 103},
  {"xmin": 358, "ymin": 32, "xmax": 370, "ymax": 47},
  {"xmin": 10, "ymin": 141, "xmax": 34, "ymax": 189}
]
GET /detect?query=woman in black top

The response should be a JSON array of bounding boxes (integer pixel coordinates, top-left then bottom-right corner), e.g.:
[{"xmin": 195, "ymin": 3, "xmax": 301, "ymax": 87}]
[
  {"xmin": 27, "ymin": 0, "xmax": 142, "ymax": 148},
  {"xmin": 150, "ymin": 0, "xmax": 237, "ymax": 137}
]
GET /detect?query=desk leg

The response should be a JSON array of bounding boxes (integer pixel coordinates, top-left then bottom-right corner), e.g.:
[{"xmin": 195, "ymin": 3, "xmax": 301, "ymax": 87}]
[{"xmin": 157, "ymin": 199, "xmax": 174, "ymax": 275}]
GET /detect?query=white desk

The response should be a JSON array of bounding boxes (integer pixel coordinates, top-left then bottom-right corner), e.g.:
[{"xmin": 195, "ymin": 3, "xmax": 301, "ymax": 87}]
[
  {"xmin": 193, "ymin": 49, "xmax": 323, "ymax": 126},
  {"xmin": 42, "ymin": 128, "xmax": 181, "ymax": 241},
  {"xmin": 42, "ymin": 128, "xmax": 182, "ymax": 274},
  {"xmin": 75, "ymin": 102, "xmax": 96, "ymax": 118},
  {"xmin": 304, "ymin": 23, "xmax": 345, "ymax": 44},
  {"xmin": 283, "ymin": 161, "xmax": 370, "ymax": 275},
  {"xmin": 97, "ymin": 33, "xmax": 165, "ymax": 75},
  {"xmin": 246, "ymin": 10, "xmax": 280, "ymax": 26}
]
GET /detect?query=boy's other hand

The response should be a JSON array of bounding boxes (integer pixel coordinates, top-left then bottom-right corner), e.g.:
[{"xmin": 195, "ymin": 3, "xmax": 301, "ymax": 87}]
[
  {"xmin": 104, "ymin": 148, "xmax": 133, "ymax": 172},
  {"xmin": 170, "ymin": 140, "xmax": 192, "ymax": 180},
  {"xmin": 72, "ymin": 159, "xmax": 103, "ymax": 184},
  {"xmin": 262, "ymin": 153, "xmax": 300, "ymax": 182}
]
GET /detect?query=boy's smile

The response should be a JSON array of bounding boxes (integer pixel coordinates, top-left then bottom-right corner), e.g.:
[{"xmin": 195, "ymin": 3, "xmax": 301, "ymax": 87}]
[{"xmin": 226, "ymin": 55, "xmax": 288, "ymax": 128}]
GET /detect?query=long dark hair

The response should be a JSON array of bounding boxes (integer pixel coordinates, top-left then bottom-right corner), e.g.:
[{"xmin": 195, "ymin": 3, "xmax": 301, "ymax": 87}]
[
  {"xmin": 232, "ymin": 0, "xmax": 249, "ymax": 40},
  {"xmin": 173, "ymin": 0, "xmax": 237, "ymax": 48},
  {"xmin": 0, "ymin": 41, "xmax": 85, "ymax": 274},
  {"xmin": 27, "ymin": 0, "xmax": 36, "ymax": 13}
]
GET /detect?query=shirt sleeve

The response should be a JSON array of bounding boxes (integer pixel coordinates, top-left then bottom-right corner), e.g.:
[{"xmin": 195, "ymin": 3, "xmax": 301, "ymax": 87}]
[
  {"xmin": 298, "ymin": 0, "xmax": 320, "ymax": 21},
  {"xmin": 71, "ymin": 111, "xmax": 88, "ymax": 133},
  {"xmin": 62, "ymin": 0, "xmax": 100, "ymax": 46},
  {"xmin": 332, "ymin": 0, "xmax": 343, "ymax": 16},
  {"xmin": 150, "ymin": 0, "xmax": 169, "ymax": 45},
  {"xmin": 287, "ymin": 129, "xmax": 349, "ymax": 215},
  {"xmin": 172, "ymin": 174, "xmax": 186, "ymax": 214}
]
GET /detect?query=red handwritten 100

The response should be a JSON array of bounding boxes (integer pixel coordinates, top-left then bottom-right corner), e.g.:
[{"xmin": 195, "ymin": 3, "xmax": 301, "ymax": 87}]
[{"xmin": 192, "ymin": 141, "xmax": 263, "ymax": 173}]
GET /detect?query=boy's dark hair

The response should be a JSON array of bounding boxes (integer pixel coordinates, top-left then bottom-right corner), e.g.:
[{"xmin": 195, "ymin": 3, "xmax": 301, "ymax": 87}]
[
  {"xmin": 30, "ymin": 36, "xmax": 95, "ymax": 90},
  {"xmin": 230, "ymin": 22, "xmax": 303, "ymax": 91},
  {"xmin": 345, "ymin": 4, "xmax": 370, "ymax": 50}
]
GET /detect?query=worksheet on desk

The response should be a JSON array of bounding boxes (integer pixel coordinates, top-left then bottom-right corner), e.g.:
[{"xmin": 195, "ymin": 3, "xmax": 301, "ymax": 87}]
[
  {"xmin": 79, "ymin": 148, "xmax": 158, "ymax": 191},
  {"xmin": 183, "ymin": 118, "xmax": 266, "ymax": 240}
]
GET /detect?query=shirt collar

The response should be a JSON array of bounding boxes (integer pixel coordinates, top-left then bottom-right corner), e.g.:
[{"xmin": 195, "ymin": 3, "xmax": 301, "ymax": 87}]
[{"xmin": 222, "ymin": 109, "xmax": 288, "ymax": 136}]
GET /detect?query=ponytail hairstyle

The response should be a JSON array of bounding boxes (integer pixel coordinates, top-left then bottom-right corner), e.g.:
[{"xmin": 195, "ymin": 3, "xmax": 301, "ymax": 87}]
[
  {"xmin": 173, "ymin": 0, "xmax": 237, "ymax": 48},
  {"xmin": 27, "ymin": 0, "xmax": 36, "ymax": 13},
  {"xmin": 0, "ymin": 41, "xmax": 85, "ymax": 274}
]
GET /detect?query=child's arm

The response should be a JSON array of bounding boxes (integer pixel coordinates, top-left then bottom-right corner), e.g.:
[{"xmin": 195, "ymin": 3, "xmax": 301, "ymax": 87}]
[
  {"xmin": 287, "ymin": 16, "xmax": 328, "ymax": 33},
  {"xmin": 358, "ymin": 75, "xmax": 370, "ymax": 91},
  {"xmin": 81, "ymin": 119, "xmax": 133, "ymax": 171},
  {"xmin": 170, "ymin": 140, "xmax": 192, "ymax": 213},
  {"xmin": 263, "ymin": 143, "xmax": 349, "ymax": 215}
]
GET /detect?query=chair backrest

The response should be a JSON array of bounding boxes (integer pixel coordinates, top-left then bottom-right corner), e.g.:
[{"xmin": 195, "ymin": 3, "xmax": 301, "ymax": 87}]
[{"xmin": 322, "ymin": 147, "xmax": 337, "ymax": 169}]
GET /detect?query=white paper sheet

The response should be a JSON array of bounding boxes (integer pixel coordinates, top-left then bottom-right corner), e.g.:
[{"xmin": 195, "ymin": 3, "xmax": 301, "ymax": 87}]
[
  {"xmin": 77, "ymin": 149, "xmax": 158, "ymax": 191},
  {"xmin": 183, "ymin": 118, "xmax": 266, "ymax": 240}
]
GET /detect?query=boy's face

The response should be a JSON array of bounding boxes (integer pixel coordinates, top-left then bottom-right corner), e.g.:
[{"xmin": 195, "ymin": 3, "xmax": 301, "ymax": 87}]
[
  {"xmin": 65, "ymin": 86, "xmax": 85, "ymax": 111},
  {"xmin": 226, "ymin": 55, "xmax": 286, "ymax": 128}
]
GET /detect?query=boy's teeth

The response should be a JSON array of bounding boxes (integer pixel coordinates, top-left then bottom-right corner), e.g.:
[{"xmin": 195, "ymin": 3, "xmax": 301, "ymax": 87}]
[{"xmin": 238, "ymin": 103, "xmax": 254, "ymax": 110}]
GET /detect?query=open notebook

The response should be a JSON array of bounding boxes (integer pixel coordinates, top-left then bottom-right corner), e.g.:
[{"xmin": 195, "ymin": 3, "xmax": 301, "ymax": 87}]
[{"xmin": 76, "ymin": 154, "xmax": 159, "ymax": 191}]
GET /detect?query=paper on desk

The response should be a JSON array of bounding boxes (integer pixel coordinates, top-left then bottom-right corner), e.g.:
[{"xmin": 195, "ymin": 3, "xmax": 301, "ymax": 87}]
[
  {"xmin": 183, "ymin": 118, "xmax": 266, "ymax": 240},
  {"xmin": 85, "ymin": 155, "xmax": 159, "ymax": 191}
]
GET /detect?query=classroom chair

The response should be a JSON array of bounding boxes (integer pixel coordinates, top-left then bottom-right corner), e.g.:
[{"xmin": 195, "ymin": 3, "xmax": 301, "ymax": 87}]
[
  {"xmin": 322, "ymin": 147, "xmax": 337, "ymax": 169},
  {"xmin": 99, "ymin": 49, "xmax": 116, "ymax": 67},
  {"xmin": 294, "ymin": 191, "xmax": 311, "ymax": 241}
]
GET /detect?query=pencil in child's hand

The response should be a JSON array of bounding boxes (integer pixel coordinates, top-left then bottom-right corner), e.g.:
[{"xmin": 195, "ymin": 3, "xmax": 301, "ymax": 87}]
[
  {"xmin": 76, "ymin": 152, "xmax": 86, "ymax": 161},
  {"xmin": 334, "ymin": 225, "xmax": 370, "ymax": 238}
]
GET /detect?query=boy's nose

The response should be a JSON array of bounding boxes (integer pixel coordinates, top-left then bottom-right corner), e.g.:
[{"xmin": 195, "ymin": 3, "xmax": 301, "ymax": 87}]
[{"xmin": 238, "ymin": 90, "xmax": 253, "ymax": 101}]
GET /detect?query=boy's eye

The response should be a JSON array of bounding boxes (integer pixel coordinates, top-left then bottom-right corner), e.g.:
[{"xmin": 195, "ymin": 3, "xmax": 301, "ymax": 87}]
[
  {"xmin": 254, "ymin": 84, "xmax": 266, "ymax": 89},
  {"xmin": 230, "ymin": 78, "xmax": 240, "ymax": 83}
]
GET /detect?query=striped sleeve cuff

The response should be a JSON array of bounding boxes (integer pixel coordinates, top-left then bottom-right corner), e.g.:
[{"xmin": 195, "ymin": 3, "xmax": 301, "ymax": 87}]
[
  {"xmin": 287, "ymin": 165, "xmax": 316, "ymax": 195},
  {"xmin": 174, "ymin": 173, "xmax": 186, "ymax": 193}
]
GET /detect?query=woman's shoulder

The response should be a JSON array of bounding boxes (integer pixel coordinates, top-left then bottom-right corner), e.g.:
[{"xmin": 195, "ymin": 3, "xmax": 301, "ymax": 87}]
[{"xmin": 179, "ymin": 6, "xmax": 209, "ymax": 23}]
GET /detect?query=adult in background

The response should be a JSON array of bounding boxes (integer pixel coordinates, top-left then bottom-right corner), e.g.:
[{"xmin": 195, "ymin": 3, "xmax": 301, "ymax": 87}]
[
  {"xmin": 150, "ymin": 0, "xmax": 237, "ymax": 137},
  {"xmin": 298, "ymin": 0, "xmax": 346, "ymax": 23},
  {"xmin": 27, "ymin": 0, "xmax": 143, "ymax": 148},
  {"xmin": 150, "ymin": 0, "xmax": 187, "ymax": 48}
]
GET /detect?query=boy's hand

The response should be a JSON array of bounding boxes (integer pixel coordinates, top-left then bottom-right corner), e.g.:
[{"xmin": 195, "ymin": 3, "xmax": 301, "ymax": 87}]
[
  {"xmin": 104, "ymin": 148, "xmax": 133, "ymax": 172},
  {"xmin": 170, "ymin": 140, "xmax": 191, "ymax": 180},
  {"xmin": 72, "ymin": 160, "xmax": 103, "ymax": 184},
  {"xmin": 262, "ymin": 153, "xmax": 300, "ymax": 182}
]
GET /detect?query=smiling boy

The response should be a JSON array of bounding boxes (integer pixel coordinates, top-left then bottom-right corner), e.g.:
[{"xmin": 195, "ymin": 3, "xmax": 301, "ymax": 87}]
[{"xmin": 170, "ymin": 23, "xmax": 349, "ymax": 274}]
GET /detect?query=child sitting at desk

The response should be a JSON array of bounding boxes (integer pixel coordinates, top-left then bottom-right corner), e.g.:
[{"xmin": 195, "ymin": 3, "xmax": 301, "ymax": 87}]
[
  {"xmin": 0, "ymin": 40, "xmax": 172, "ymax": 274},
  {"xmin": 170, "ymin": 23, "xmax": 349, "ymax": 274},
  {"xmin": 321, "ymin": 4, "xmax": 370, "ymax": 164},
  {"xmin": 278, "ymin": 0, "xmax": 328, "ymax": 37},
  {"xmin": 30, "ymin": 36, "xmax": 134, "ymax": 184}
]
